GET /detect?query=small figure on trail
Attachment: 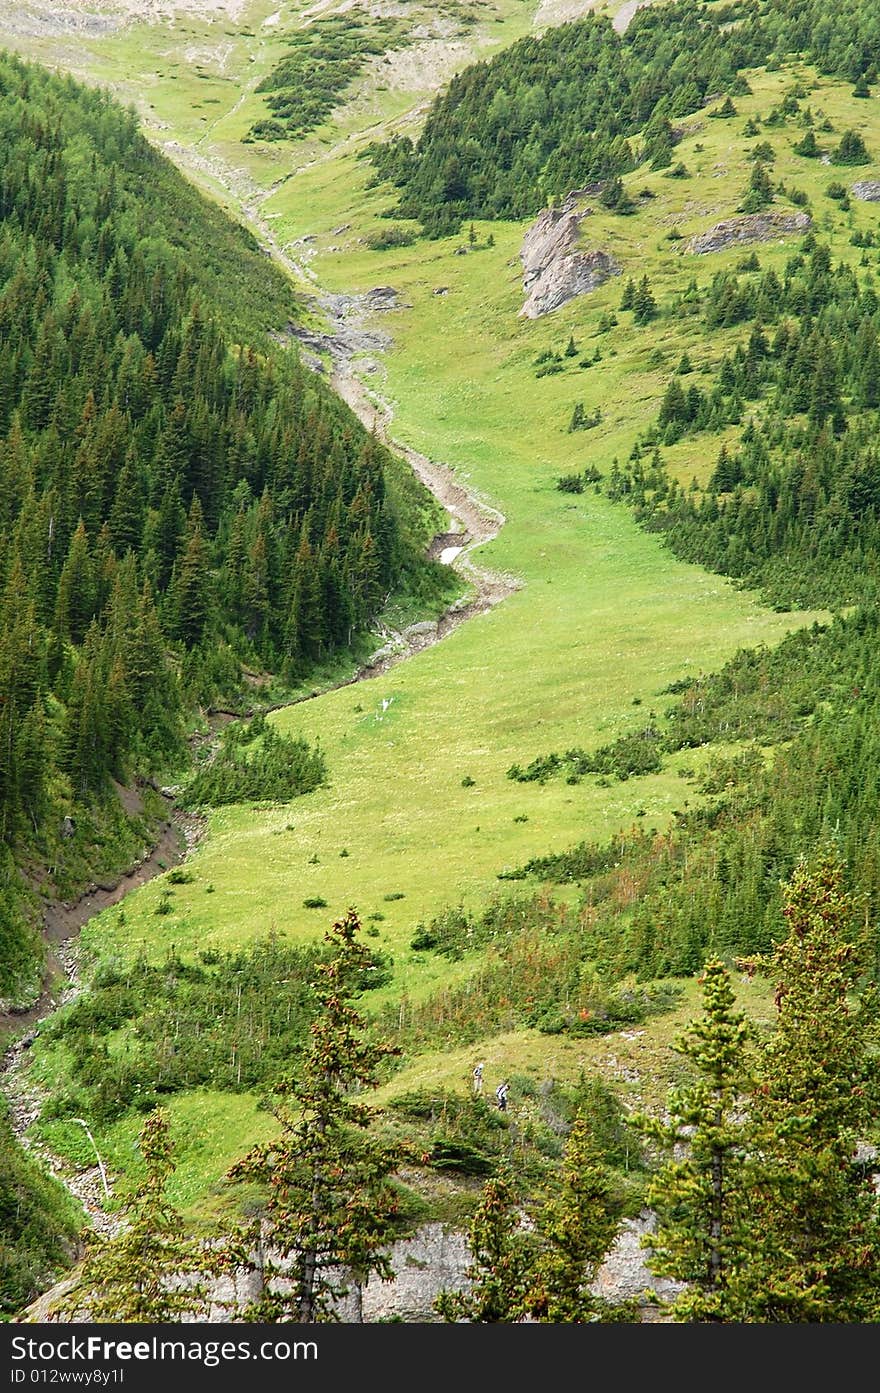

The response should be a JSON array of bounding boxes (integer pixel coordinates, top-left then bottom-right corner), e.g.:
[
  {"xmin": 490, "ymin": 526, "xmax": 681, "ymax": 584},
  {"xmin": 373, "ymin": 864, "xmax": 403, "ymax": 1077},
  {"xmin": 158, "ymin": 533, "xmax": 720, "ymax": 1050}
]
[
  {"xmin": 472, "ymin": 1062, "xmax": 484, "ymax": 1096},
  {"xmin": 496, "ymin": 1081, "xmax": 509, "ymax": 1112}
]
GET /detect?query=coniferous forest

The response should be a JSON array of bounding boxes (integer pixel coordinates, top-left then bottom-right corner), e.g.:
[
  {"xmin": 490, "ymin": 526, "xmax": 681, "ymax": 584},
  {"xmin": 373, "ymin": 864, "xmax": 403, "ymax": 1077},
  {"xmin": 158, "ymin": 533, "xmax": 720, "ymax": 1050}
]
[
  {"xmin": 0, "ymin": 51, "xmax": 444, "ymax": 1007},
  {"xmin": 369, "ymin": 0, "xmax": 880, "ymax": 233}
]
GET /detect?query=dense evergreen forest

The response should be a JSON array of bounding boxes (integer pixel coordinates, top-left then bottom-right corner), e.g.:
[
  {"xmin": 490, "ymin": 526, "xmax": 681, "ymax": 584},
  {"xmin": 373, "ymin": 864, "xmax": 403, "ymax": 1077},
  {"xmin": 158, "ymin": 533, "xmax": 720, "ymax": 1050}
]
[
  {"xmin": 0, "ymin": 51, "xmax": 443, "ymax": 1005},
  {"xmin": 613, "ymin": 237, "xmax": 880, "ymax": 606},
  {"xmin": 368, "ymin": 0, "xmax": 880, "ymax": 233}
]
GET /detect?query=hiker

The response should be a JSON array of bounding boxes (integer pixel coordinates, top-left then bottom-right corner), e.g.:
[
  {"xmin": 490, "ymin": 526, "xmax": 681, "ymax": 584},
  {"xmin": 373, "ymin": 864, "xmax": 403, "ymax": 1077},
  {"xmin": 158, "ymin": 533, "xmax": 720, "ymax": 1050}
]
[
  {"xmin": 496, "ymin": 1081, "xmax": 509, "ymax": 1112},
  {"xmin": 472, "ymin": 1062, "xmax": 484, "ymax": 1096}
]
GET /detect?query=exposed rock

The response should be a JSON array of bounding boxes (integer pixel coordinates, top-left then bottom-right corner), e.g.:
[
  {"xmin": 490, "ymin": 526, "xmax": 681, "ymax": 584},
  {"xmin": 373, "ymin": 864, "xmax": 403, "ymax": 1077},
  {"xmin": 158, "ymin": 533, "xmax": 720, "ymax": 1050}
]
[
  {"xmin": 686, "ymin": 210, "xmax": 811, "ymax": 254},
  {"xmin": 519, "ymin": 203, "xmax": 620, "ymax": 319},
  {"xmin": 21, "ymin": 1215, "xmax": 676, "ymax": 1324},
  {"xmin": 364, "ymin": 285, "xmax": 400, "ymax": 310},
  {"xmin": 852, "ymin": 181, "xmax": 880, "ymax": 202}
]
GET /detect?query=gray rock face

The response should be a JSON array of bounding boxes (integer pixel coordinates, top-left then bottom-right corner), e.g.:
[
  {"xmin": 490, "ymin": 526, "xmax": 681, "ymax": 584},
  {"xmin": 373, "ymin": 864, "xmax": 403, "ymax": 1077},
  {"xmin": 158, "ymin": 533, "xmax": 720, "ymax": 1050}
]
[
  {"xmin": 852, "ymin": 181, "xmax": 880, "ymax": 202},
  {"xmin": 23, "ymin": 1214, "xmax": 677, "ymax": 1324},
  {"xmin": 519, "ymin": 204, "xmax": 620, "ymax": 318},
  {"xmin": 686, "ymin": 210, "xmax": 811, "ymax": 254}
]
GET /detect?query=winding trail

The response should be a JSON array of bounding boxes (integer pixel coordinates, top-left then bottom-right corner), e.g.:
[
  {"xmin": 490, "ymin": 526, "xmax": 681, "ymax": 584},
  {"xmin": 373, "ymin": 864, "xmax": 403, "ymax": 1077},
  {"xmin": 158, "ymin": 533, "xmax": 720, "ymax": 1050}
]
[{"xmin": 154, "ymin": 131, "xmax": 525, "ymax": 673}]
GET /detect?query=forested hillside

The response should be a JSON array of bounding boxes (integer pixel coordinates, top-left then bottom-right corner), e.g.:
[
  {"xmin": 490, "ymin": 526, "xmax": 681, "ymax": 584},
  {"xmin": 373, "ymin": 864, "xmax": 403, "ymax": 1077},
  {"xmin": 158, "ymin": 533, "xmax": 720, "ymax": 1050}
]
[
  {"xmin": 369, "ymin": 0, "xmax": 880, "ymax": 232},
  {"xmin": 0, "ymin": 51, "xmax": 443, "ymax": 1006}
]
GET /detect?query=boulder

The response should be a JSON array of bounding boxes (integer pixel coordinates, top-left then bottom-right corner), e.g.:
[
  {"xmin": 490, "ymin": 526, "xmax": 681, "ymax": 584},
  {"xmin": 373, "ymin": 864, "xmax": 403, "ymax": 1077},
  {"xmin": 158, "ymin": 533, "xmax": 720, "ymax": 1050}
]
[
  {"xmin": 852, "ymin": 181, "xmax": 880, "ymax": 202},
  {"xmin": 686, "ymin": 210, "xmax": 811, "ymax": 254},
  {"xmin": 519, "ymin": 204, "xmax": 620, "ymax": 318}
]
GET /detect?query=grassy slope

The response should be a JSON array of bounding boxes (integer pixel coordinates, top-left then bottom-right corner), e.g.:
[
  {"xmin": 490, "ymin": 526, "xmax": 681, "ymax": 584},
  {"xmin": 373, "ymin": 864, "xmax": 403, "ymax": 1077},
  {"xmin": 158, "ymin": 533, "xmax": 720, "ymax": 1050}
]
[{"xmin": 3, "ymin": 4, "xmax": 876, "ymax": 1214}]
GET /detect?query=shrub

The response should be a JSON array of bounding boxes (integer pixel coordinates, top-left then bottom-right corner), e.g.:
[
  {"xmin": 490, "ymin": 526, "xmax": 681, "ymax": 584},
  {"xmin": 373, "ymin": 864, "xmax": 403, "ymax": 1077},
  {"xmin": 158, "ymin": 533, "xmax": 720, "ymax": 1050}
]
[
  {"xmin": 366, "ymin": 225, "xmax": 417, "ymax": 251},
  {"xmin": 831, "ymin": 129, "xmax": 870, "ymax": 165}
]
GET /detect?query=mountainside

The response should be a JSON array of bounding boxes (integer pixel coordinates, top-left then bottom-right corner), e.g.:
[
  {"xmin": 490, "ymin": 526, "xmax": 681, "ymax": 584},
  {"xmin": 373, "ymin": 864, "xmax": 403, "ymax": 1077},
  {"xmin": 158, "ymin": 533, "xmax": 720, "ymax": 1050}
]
[{"xmin": 1, "ymin": 0, "xmax": 880, "ymax": 1328}]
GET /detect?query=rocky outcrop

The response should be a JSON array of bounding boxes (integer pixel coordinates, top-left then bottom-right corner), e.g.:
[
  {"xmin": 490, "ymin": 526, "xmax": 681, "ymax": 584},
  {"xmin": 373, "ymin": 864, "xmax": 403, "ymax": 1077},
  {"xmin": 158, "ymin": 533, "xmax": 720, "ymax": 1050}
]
[
  {"xmin": 519, "ymin": 202, "xmax": 620, "ymax": 319},
  {"xmin": 23, "ymin": 1214, "xmax": 678, "ymax": 1324},
  {"xmin": 686, "ymin": 210, "xmax": 811, "ymax": 254},
  {"xmin": 852, "ymin": 181, "xmax": 880, "ymax": 202}
]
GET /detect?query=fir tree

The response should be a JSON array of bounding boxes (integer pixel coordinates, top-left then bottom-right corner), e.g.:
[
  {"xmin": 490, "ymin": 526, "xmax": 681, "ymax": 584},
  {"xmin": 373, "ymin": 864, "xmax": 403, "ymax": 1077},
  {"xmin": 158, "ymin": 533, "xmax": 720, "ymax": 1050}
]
[
  {"xmin": 525, "ymin": 1114, "xmax": 622, "ymax": 1322},
  {"xmin": 831, "ymin": 129, "xmax": 870, "ymax": 165},
  {"xmin": 435, "ymin": 1170, "xmax": 531, "ymax": 1323},
  {"xmin": 633, "ymin": 276, "xmax": 657, "ymax": 325},
  {"xmin": 57, "ymin": 1109, "xmax": 215, "ymax": 1322},
  {"xmin": 727, "ymin": 856, "xmax": 880, "ymax": 1322},
  {"xmin": 640, "ymin": 960, "xmax": 753, "ymax": 1322},
  {"xmin": 227, "ymin": 909, "xmax": 403, "ymax": 1322},
  {"xmin": 739, "ymin": 161, "xmax": 774, "ymax": 212}
]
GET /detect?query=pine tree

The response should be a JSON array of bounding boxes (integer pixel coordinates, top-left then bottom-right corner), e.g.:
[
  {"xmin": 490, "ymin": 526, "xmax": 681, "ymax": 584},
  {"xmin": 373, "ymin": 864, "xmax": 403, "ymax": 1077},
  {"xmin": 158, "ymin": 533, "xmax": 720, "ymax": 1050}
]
[
  {"xmin": 639, "ymin": 959, "xmax": 753, "ymax": 1322},
  {"xmin": 170, "ymin": 528, "xmax": 212, "ymax": 646},
  {"xmin": 831, "ymin": 129, "xmax": 870, "ymax": 165},
  {"xmin": 435, "ymin": 1170, "xmax": 531, "ymax": 1323},
  {"xmin": 659, "ymin": 378, "xmax": 688, "ymax": 427},
  {"xmin": 226, "ymin": 909, "xmax": 403, "ymax": 1322},
  {"xmin": 633, "ymin": 276, "xmax": 657, "ymax": 325},
  {"xmin": 793, "ymin": 129, "xmax": 819, "ymax": 158},
  {"xmin": 525, "ymin": 1114, "xmax": 622, "ymax": 1322},
  {"xmin": 739, "ymin": 161, "xmax": 774, "ymax": 213},
  {"xmin": 54, "ymin": 520, "xmax": 94, "ymax": 645},
  {"xmin": 57, "ymin": 1109, "xmax": 215, "ymax": 1322},
  {"xmin": 727, "ymin": 856, "xmax": 880, "ymax": 1322}
]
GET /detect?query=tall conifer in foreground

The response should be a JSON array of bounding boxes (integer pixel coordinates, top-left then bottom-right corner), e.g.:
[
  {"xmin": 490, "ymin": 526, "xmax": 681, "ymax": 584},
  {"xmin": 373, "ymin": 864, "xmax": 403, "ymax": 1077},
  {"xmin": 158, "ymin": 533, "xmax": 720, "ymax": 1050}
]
[
  {"xmin": 640, "ymin": 958, "xmax": 753, "ymax": 1322},
  {"xmin": 57, "ymin": 1109, "xmax": 211, "ymax": 1322},
  {"xmin": 525, "ymin": 1113, "xmax": 622, "ymax": 1323},
  {"xmin": 227, "ymin": 909, "xmax": 403, "ymax": 1321},
  {"xmin": 434, "ymin": 1170, "xmax": 531, "ymax": 1323},
  {"xmin": 728, "ymin": 855, "xmax": 880, "ymax": 1321}
]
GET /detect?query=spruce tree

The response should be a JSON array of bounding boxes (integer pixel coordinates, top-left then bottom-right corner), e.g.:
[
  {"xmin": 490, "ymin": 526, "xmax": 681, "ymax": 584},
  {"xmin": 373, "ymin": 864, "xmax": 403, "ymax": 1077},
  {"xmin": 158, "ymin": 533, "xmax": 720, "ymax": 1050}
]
[
  {"xmin": 633, "ymin": 276, "xmax": 657, "ymax": 325},
  {"xmin": 57, "ymin": 1109, "xmax": 214, "ymax": 1322},
  {"xmin": 434, "ymin": 1170, "xmax": 531, "ymax": 1323},
  {"xmin": 226, "ymin": 909, "xmax": 403, "ymax": 1322},
  {"xmin": 831, "ymin": 129, "xmax": 870, "ymax": 165},
  {"xmin": 727, "ymin": 856, "xmax": 880, "ymax": 1322},
  {"xmin": 640, "ymin": 959, "xmax": 753, "ymax": 1322},
  {"xmin": 525, "ymin": 1114, "xmax": 622, "ymax": 1322}
]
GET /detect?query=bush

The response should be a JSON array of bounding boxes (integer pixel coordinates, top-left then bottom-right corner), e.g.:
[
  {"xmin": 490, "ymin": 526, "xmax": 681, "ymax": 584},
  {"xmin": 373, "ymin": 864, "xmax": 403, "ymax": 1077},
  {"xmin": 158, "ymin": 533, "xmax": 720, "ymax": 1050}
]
[
  {"xmin": 831, "ymin": 129, "xmax": 870, "ymax": 165},
  {"xmin": 556, "ymin": 473, "xmax": 585, "ymax": 494},
  {"xmin": 366, "ymin": 224, "xmax": 417, "ymax": 251},
  {"xmin": 182, "ymin": 724, "xmax": 326, "ymax": 808},
  {"xmin": 166, "ymin": 868, "xmax": 194, "ymax": 885}
]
